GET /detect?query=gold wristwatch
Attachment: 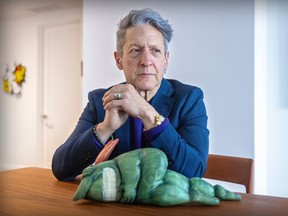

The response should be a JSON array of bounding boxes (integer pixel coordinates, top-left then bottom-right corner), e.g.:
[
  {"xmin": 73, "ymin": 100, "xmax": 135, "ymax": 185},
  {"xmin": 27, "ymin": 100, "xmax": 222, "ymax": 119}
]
[{"xmin": 155, "ymin": 114, "xmax": 165, "ymax": 127}]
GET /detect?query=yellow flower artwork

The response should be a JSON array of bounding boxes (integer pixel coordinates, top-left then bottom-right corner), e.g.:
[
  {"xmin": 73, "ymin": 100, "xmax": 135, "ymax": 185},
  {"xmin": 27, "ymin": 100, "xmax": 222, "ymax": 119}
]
[
  {"xmin": 2, "ymin": 64, "xmax": 26, "ymax": 95},
  {"xmin": 14, "ymin": 65, "xmax": 26, "ymax": 85}
]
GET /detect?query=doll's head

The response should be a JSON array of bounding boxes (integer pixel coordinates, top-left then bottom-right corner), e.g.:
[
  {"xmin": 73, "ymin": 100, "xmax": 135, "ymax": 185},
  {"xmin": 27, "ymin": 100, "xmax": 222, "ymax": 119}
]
[
  {"xmin": 86, "ymin": 167, "xmax": 117, "ymax": 201},
  {"xmin": 73, "ymin": 161, "xmax": 121, "ymax": 202}
]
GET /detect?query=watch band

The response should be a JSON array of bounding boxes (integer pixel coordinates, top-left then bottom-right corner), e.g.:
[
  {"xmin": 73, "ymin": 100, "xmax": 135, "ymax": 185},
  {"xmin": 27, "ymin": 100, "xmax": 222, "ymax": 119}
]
[{"xmin": 93, "ymin": 124, "xmax": 114, "ymax": 146}]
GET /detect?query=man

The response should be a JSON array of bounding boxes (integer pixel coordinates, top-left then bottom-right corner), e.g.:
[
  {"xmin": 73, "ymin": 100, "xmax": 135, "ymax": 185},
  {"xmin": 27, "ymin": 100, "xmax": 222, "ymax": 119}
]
[{"xmin": 52, "ymin": 8, "xmax": 209, "ymax": 181}]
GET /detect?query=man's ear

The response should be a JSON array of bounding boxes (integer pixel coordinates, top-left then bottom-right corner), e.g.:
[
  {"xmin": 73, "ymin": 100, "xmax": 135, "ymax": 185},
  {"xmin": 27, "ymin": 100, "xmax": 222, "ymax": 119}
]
[{"xmin": 114, "ymin": 51, "xmax": 123, "ymax": 70}]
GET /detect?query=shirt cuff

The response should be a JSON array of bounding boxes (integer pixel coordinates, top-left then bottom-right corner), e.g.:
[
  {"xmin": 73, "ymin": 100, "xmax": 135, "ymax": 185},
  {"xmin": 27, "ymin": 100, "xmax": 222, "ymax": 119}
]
[{"xmin": 143, "ymin": 117, "xmax": 169, "ymax": 141}]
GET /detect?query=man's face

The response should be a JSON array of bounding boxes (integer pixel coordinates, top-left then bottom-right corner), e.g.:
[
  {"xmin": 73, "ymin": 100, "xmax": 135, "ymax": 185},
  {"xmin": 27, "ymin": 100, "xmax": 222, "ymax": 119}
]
[{"xmin": 115, "ymin": 25, "xmax": 169, "ymax": 93}]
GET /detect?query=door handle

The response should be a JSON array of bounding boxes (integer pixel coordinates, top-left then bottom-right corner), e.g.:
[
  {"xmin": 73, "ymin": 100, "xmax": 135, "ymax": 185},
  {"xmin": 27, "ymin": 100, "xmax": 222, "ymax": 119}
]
[{"xmin": 42, "ymin": 114, "xmax": 48, "ymax": 119}]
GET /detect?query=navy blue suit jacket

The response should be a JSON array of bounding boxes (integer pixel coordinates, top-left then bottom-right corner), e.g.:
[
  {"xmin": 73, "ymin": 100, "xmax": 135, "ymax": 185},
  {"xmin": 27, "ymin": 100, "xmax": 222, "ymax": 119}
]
[{"xmin": 52, "ymin": 79, "xmax": 209, "ymax": 181}]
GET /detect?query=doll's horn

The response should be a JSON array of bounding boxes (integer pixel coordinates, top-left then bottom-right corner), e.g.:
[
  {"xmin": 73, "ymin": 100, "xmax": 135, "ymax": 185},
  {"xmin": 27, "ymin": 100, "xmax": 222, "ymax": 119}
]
[{"xmin": 93, "ymin": 138, "xmax": 119, "ymax": 165}]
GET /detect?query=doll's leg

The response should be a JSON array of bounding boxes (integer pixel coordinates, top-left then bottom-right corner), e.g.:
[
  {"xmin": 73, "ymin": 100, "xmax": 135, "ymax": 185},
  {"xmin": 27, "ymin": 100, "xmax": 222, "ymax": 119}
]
[
  {"xmin": 189, "ymin": 178, "xmax": 219, "ymax": 205},
  {"xmin": 153, "ymin": 177, "xmax": 221, "ymax": 205},
  {"xmin": 189, "ymin": 188, "xmax": 220, "ymax": 205},
  {"xmin": 151, "ymin": 185, "xmax": 190, "ymax": 206},
  {"xmin": 151, "ymin": 184, "xmax": 219, "ymax": 206},
  {"xmin": 190, "ymin": 178, "xmax": 215, "ymax": 197},
  {"xmin": 189, "ymin": 178, "xmax": 241, "ymax": 203},
  {"xmin": 162, "ymin": 170, "xmax": 189, "ymax": 192}
]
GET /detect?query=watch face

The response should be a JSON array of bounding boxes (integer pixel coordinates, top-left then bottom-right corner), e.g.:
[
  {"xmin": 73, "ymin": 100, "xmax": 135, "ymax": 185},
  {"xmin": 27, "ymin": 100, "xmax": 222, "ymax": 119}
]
[{"xmin": 155, "ymin": 115, "xmax": 165, "ymax": 126}]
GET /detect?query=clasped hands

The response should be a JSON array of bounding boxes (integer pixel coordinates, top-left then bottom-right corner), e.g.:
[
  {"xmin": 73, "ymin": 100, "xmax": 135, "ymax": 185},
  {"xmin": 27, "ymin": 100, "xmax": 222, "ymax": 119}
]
[{"xmin": 96, "ymin": 84, "xmax": 159, "ymax": 141}]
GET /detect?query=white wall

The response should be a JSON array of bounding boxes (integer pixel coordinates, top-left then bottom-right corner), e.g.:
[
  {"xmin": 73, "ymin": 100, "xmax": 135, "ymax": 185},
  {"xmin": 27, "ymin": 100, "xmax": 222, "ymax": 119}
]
[
  {"xmin": 254, "ymin": 0, "xmax": 288, "ymax": 198},
  {"xmin": 265, "ymin": 0, "xmax": 288, "ymax": 197},
  {"xmin": 0, "ymin": 6, "xmax": 82, "ymax": 170},
  {"xmin": 83, "ymin": 0, "xmax": 254, "ymax": 158}
]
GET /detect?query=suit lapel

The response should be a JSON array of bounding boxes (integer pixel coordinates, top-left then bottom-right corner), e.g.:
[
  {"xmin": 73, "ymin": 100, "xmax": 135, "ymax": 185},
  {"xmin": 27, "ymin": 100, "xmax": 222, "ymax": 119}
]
[{"xmin": 150, "ymin": 79, "xmax": 175, "ymax": 117}]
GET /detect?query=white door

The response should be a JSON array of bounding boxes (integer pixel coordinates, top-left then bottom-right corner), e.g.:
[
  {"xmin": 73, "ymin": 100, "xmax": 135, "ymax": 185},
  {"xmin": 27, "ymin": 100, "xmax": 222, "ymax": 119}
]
[{"xmin": 41, "ymin": 22, "xmax": 82, "ymax": 168}]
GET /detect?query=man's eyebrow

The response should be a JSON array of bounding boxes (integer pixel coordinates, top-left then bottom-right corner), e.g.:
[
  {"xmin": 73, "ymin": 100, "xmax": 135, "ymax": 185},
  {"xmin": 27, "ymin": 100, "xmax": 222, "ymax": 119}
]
[
  {"xmin": 126, "ymin": 42, "xmax": 162, "ymax": 49},
  {"xmin": 127, "ymin": 43, "xmax": 141, "ymax": 48}
]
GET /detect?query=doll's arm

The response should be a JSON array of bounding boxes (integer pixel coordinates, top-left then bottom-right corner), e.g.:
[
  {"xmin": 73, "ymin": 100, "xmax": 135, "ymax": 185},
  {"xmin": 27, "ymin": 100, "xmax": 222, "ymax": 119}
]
[
  {"xmin": 115, "ymin": 150, "xmax": 141, "ymax": 203},
  {"xmin": 136, "ymin": 148, "xmax": 168, "ymax": 203}
]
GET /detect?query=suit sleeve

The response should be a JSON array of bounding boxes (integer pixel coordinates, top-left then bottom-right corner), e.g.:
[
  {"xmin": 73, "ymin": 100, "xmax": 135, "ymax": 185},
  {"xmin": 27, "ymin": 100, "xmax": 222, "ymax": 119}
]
[
  {"xmin": 150, "ymin": 87, "xmax": 209, "ymax": 178},
  {"xmin": 52, "ymin": 91, "xmax": 103, "ymax": 181}
]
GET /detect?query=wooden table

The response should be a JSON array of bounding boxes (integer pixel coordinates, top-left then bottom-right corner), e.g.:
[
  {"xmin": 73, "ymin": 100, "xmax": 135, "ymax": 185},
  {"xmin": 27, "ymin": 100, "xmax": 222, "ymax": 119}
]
[{"xmin": 0, "ymin": 168, "xmax": 287, "ymax": 216}]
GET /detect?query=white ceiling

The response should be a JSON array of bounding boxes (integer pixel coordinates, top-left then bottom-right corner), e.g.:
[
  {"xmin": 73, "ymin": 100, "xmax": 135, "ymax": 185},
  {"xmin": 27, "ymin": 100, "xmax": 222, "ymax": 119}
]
[{"xmin": 0, "ymin": 0, "xmax": 82, "ymax": 21}]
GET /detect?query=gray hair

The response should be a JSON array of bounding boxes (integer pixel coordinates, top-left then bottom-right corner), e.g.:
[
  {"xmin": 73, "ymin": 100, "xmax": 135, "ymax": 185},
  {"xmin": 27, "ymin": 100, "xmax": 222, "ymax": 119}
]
[{"xmin": 116, "ymin": 8, "xmax": 173, "ymax": 56}]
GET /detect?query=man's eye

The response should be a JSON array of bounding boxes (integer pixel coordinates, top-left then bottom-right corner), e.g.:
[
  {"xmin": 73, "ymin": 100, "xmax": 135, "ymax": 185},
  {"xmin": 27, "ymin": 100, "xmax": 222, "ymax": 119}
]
[
  {"xmin": 151, "ymin": 48, "xmax": 161, "ymax": 53},
  {"xmin": 130, "ymin": 48, "xmax": 140, "ymax": 54}
]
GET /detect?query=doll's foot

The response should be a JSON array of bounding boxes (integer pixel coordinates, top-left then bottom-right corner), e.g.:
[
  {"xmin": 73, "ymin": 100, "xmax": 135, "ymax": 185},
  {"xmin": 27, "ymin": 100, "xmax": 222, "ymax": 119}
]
[
  {"xmin": 190, "ymin": 188, "xmax": 220, "ymax": 205},
  {"xmin": 214, "ymin": 184, "xmax": 241, "ymax": 200}
]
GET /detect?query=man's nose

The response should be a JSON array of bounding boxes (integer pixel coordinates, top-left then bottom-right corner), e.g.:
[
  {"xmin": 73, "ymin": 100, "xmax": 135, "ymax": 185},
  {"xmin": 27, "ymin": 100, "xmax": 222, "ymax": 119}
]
[{"xmin": 140, "ymin": 50, "xmax": 153, "ymax": 66}]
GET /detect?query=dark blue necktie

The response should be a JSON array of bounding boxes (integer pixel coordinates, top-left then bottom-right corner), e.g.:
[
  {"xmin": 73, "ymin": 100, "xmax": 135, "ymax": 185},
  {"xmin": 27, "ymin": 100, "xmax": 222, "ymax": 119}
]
[{"xmin": 130, "ymin": 117, "xmax": 143, "ymax": 150}]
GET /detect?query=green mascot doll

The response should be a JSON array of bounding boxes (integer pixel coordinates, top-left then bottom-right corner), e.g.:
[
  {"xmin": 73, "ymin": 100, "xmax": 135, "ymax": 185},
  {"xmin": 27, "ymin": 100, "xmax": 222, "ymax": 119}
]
[{"xmin": 73, "ymin": 139, "xmax": 241, "ymax": 206}]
